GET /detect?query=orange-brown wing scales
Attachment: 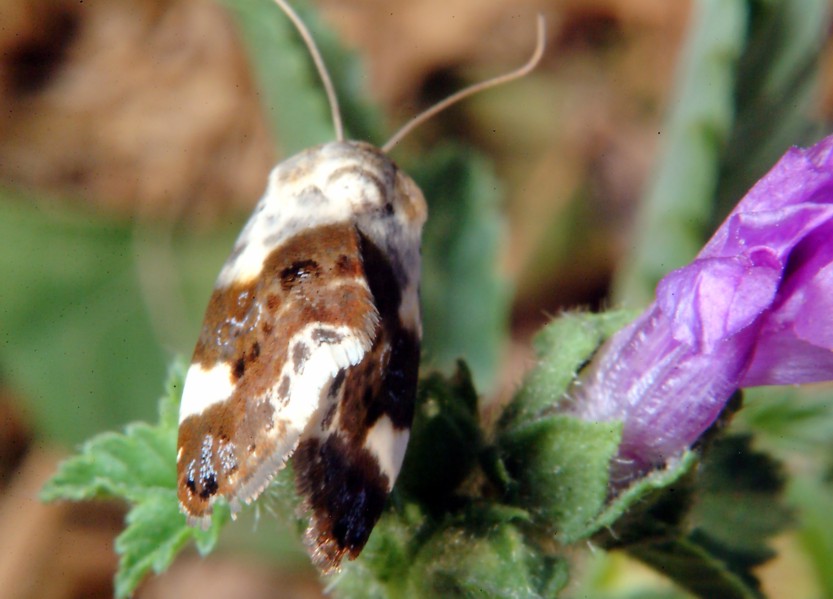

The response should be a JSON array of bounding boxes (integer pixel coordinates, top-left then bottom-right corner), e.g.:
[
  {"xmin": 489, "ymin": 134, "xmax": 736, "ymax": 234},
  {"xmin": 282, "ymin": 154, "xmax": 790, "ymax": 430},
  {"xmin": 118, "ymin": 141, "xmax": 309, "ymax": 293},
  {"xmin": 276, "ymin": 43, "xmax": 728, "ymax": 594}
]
[{"xmin": 177, "ymin": 223, "xmax": 378, "ymax": 520}]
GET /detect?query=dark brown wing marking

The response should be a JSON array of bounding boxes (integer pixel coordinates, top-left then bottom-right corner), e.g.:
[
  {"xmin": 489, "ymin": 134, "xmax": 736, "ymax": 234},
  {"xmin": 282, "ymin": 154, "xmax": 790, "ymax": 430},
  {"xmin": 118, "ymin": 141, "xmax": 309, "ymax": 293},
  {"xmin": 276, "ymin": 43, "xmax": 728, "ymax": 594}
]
[{"xmin": 293, "ymin": 232, "xmax": 420, "ymax": 570}]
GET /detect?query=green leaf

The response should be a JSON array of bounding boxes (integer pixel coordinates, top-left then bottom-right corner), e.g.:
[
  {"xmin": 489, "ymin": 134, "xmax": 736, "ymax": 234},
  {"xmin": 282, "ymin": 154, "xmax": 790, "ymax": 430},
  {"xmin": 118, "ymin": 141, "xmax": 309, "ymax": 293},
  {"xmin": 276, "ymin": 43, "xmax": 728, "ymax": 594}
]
[
  {"xmin": 689, "ymin": 434, "xmax": 791, "ymax": 571},
  {"xmin": 42, "ymin": 362, "xmax": 230, "ymax": 598},
  {"xmin": 114, "ymin": 488, "xmax": 228, "ymax": 598},
  {"xmin": 220, "ymin": 0, "xmax": 384, "ymax": 153},
  {"xmin": 713, "ymin": 0, "xmax": 828, "ymax": 223},
  {"xmin": 588, "ymin": 452, "xmax": 698, "ymax": 545},
  {"xmin": 628, "ymin": 537, "xmax": 761, "ymax": 599},
  {"xmin": 414, "ymin": 145, "xmax": 512, "ymax": 392},
  {"xmin": 736, "ymin": 386, "xmax": 833, "ymax": 595},
  {"xmin": 40, "ymin": 423, "xmax": 175, "ymax": 502},
  {"xmin": 596, "ymin": 435, "xmax": 790, "ymax": 599}
]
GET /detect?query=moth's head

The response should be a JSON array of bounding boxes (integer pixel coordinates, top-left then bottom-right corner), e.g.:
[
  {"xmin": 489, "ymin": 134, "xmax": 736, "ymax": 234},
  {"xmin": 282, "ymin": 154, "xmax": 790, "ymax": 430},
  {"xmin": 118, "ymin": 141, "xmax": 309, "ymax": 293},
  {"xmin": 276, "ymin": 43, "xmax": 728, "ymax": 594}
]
[
  {"xmin": 335, "ymin": 141, "xmax": 428, "ymax": 230},
  {"xmin": 282, "ymin": 141, "xmax": 428, "ymax": 236}
]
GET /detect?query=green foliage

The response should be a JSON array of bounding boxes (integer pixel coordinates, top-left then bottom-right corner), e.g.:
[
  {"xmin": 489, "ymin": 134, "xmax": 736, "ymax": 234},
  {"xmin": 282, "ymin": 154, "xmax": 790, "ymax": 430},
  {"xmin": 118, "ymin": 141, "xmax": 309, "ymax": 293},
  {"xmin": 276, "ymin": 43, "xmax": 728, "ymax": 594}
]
[
  {"xmin": 219, "ymin": 0, "xmax": 383, "ymax": 153},
  {"xmin": 738, "ymin": 387, "xmax": 833, "ymax": 596},
  {"xmin": 405, "ymin": 519, "xmax": 567, "ymax": 599},
  {"xmin": 0, "ymin": 187, "xmax": 246, "ymax": 443},
  {"xmin": 596, "ymin": 435, "xmax": 791, "ymax": 599},
  {"xmin": 396, "ymin": 364, "xmax": 482, "ymax": 511},
  {"xmin": 37, "ymin": 334, "xmax": 568, "ymax": 597},
  {"xmin": 689, "ymin": 435, "xmax": 791, "ymax": 579},
  {"xmin": 41, "ymin": 363, "xmax": 229, "ymax": 598},
  {"xmin": 585, "ymin": 452, "xmax": 698, "ymax": 544},
  {"xmin": 0, "ymin": 192, "xmax": 157, "ymax": 442},
  {"xmin": 491, "ymin": 313, "xmax": 633, "ymax": 540},
  {"xmin": 614, "ymin": 0, "xmax": 828, "ymax": 306},
  {"xmin": 415, "ymin": 146, "xmax": 510, "ymax": 392},
  {"xmin": 613, "ymin": 0, "xmax": 748, "ymax": 306},
  {"xmin": 492, "ymin": 310, "xmax": 633, "ymax": 542},
  {"xmin": 627, "ymin": 539, "xmax": 760, "ymax": 599}
]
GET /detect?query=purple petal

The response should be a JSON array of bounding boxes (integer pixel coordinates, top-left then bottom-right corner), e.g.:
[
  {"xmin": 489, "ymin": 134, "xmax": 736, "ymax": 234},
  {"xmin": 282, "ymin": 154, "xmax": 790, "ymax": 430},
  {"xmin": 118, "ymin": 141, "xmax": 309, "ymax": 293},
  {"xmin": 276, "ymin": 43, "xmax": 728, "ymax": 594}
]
[
  {"xmin": 742, "ymin": 220, "xmax": 833, "ymax": 385},
  {"xmin": 741, "ymin": 327, "xmax": 833, "ymax": 387},
  {"xmin": 711, "ymin": 137, "xmax": 833, "ymax": 221},
  {"xmin": 657, "ymin": 252, "xmax": 780, "ymax": 351}
]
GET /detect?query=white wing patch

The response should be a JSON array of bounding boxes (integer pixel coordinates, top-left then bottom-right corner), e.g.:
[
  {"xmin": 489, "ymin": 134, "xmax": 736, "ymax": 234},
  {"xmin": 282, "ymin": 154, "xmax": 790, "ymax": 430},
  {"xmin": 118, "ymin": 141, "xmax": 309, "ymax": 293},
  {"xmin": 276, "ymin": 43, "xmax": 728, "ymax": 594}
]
[
  {"xmin": 364, "ymin": 415, "xmax": 410, "ymax": 487},
  {"xmin": 268, "ymin": 323, "xmax": 371, "ymax": 432},
  {"xmin": 179, "ymin": 363, "xmax": 236, "ymax": 423}
]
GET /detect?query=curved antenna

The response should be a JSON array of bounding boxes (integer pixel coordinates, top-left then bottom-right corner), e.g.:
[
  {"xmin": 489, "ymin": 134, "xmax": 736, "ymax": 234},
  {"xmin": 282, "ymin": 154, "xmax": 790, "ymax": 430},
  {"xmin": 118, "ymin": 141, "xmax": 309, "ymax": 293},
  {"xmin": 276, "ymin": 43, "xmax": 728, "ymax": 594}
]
[
  {"xmin": 382, "ymin": 15, "xmax": 546, "ymax": 153},
  {"xmin": 273, "ymin": 0, "xmax": 344, "ymax": 141}
]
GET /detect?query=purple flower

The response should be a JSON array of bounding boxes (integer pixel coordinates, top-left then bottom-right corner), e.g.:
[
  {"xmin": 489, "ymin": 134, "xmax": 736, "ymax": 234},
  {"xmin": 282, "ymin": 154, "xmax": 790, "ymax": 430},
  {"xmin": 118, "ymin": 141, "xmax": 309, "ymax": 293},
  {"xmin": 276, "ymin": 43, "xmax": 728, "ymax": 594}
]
[{"xmin": 571, "ymin": 135, "xmax": 833, "ymax": 484}]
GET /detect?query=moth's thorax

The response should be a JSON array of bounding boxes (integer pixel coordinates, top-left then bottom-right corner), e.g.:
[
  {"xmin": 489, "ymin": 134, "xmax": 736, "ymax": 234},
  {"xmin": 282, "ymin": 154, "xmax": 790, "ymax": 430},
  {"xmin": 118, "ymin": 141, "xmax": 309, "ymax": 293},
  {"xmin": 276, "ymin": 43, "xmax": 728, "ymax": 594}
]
[
  {"xmin": 217, "ymin": 140, "xmax": 427, "ymax": 289},
  {"xmin": 177, "ymin": 139, "xmax": 425, "ymax": 569}
]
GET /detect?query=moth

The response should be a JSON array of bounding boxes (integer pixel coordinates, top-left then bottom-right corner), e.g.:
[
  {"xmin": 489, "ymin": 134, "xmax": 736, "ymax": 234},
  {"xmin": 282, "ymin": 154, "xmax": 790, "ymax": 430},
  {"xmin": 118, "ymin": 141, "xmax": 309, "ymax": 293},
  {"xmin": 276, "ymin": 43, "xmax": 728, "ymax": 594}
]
[{"xmin": 177, "ymin": 0, "xmax": 545, "ymax": 570}]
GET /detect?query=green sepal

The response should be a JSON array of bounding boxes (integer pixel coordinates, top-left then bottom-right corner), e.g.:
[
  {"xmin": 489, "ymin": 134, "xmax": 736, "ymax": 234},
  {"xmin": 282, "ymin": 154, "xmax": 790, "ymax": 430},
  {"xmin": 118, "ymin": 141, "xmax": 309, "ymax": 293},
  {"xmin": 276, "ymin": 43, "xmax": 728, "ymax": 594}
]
[
  {"xmin": 585, "ymin": 451, "xmax": 699, "ymax": 545},
  {"xmin": 405, "ymin": 517, "xmax": 569, "ymax": 599},
  {"xmin": 499, "ymin": 415, "xmax": 622, "ymax": 541},
  {"xmin": 494, "ymin": 310, "xmax": 634, "ymax": 538},
  {"xmin": 500, "ymin": 310, "xmax": 636, "ymax": 429}
]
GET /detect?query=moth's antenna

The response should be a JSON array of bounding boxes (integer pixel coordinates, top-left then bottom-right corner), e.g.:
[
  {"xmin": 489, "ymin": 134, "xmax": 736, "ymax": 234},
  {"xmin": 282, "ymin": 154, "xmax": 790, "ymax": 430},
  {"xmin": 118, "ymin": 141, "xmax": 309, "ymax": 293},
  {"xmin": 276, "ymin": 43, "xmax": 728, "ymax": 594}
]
[
  {"xmin": 382, "ymin": 15, "xmax": 546, "ymax": 154},
  {"xmin": 273, "ymin": 0, "xmax": 344, "ymax": 141}
]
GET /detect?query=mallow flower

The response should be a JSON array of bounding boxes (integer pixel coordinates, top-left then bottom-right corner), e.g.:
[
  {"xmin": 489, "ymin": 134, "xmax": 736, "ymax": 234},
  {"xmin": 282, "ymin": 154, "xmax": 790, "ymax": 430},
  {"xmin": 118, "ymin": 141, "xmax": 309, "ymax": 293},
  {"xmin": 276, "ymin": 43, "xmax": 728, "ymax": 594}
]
[{"xmin": 570, "ymin": 135, "xmax": 833, "ymax": 484}]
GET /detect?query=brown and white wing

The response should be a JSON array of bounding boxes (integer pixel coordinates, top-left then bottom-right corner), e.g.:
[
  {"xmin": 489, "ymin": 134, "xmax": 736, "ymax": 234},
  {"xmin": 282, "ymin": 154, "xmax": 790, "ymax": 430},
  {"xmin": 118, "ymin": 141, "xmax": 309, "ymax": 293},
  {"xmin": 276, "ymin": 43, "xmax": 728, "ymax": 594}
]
[
  {"xmin": 294, "ymin": 231, "xmax": 420, "ymax": 570},
  {"xmin": 176, "ymin": 222, "xmax": 378, "ymax": 522}
]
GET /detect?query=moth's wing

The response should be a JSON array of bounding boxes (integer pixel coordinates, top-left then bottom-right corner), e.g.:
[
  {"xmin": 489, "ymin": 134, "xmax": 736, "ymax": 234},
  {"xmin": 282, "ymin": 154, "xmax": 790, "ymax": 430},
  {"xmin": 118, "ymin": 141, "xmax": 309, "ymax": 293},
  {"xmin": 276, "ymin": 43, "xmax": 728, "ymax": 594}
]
[
  {"xmin": 294, "ymin": 232, "xmax": 420, "ymax": 570},
  {"xmin": 176, "ymin": 223, "xmax": 379, "ymax": 523}
]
